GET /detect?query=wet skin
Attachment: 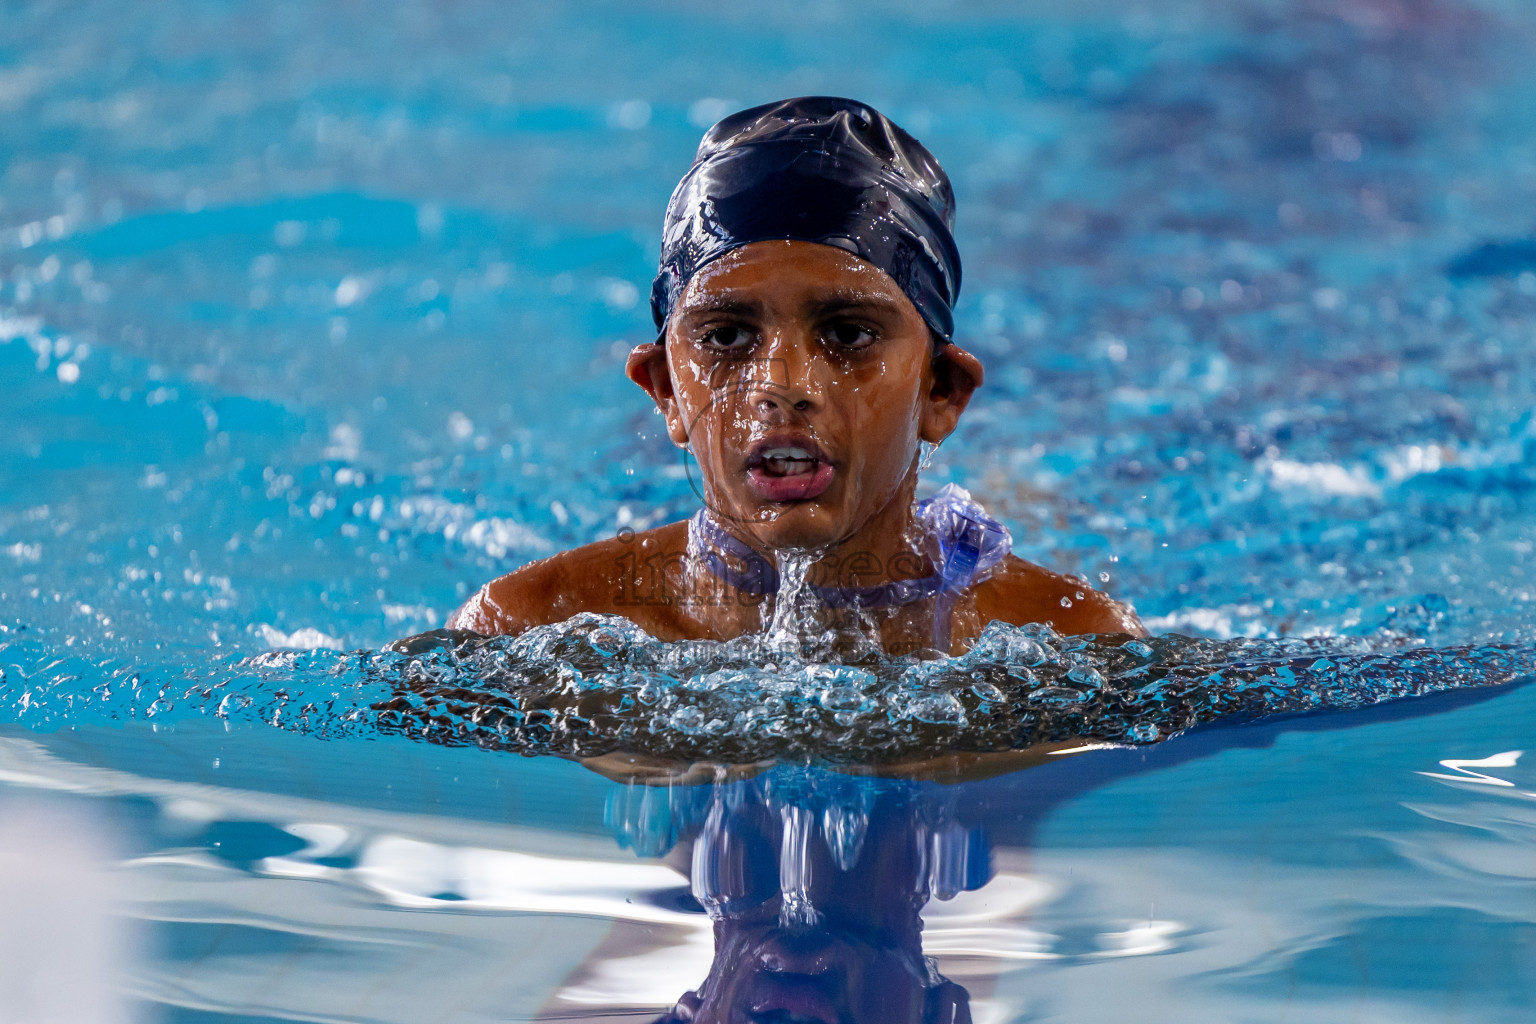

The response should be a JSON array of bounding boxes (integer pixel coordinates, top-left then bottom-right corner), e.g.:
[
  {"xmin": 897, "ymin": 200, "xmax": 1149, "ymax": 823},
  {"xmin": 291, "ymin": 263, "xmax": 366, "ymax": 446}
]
[{"xmin": 451, "ymin": 240, "xmax": 1142, "ymax": 652}]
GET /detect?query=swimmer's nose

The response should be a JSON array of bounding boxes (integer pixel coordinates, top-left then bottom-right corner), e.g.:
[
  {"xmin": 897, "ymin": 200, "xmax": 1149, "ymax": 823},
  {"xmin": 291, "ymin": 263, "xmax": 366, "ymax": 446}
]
[
  {"xmin": 744, "ymin": 335, "xmax": 823, "ymax": 422},
  {"xmin": 745, "ymin": 377, "xmax": 818, "ymax": 426}
]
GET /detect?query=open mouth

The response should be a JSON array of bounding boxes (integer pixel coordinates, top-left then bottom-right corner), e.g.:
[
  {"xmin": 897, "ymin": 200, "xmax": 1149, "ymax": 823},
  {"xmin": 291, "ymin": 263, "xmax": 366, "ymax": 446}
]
[
  {"xmin": 744, "ymin": 440, "xmax": 836, "ymax": 502},
  {"xmin": 756, "ymin": 446, "xmax": 820, "ymax": 477}
]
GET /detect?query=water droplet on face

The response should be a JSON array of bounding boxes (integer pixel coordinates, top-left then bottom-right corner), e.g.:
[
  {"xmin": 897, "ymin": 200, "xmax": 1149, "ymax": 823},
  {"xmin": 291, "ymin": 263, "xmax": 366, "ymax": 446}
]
[
  {"xmin": 1075, "ymin": 591, "xmax": 1085, "ymax": 600},
  {"xmin": 1060, "ymin": 596, "xmax": 1073, "ymax": 608}
]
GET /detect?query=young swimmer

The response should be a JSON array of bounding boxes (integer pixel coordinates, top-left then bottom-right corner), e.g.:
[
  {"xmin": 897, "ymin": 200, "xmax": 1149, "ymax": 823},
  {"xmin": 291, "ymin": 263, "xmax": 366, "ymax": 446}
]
[{"xmin": 451, "ymin": 97, "xmax": 1141, "ymax": 655}]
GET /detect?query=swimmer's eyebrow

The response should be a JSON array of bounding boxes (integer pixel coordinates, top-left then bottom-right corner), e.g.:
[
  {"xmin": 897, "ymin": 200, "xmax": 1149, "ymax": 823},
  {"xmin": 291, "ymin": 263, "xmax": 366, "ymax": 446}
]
[
  {"xmin": 802, "ymin": 292, "xmax": 907, "ymax": 319},
  {"xmin": 674, "ymin": 296, "xmax": 763, "ymax": 320},
  {"xmin": 675, "ymin": 291, "xmax": 907, "ymax": 321}
]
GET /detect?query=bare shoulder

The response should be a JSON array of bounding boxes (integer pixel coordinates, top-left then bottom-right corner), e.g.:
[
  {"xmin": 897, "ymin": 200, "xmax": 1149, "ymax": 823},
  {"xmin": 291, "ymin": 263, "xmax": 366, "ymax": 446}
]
[
  {"xmin": 973, "ymin": 554, "xmax": 1145, "ymax": 636},
  {"xmin": 447, "ymin": 521, "xmax": 691, "ymax": 635}
]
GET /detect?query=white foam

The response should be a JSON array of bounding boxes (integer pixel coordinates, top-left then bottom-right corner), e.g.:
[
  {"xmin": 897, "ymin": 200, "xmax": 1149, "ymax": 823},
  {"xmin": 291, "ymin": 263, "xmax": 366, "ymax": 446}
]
[
  {"xmin": 257, "ymin": 624, "xmax": 344, "ymax": 650},
  {"xmin": 1266, "ymin": 458, "xmax": 1381, "ymax": 498}
]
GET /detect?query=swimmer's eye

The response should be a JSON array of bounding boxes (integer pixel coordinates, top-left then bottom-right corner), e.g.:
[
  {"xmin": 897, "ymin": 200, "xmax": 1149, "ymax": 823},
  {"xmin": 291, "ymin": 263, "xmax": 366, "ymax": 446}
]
[
  {"xmin": 824, "ymin": 321, "xmax": 879, "ymax": 350},
  {"xmin": 698, "ymin": 325, "xmax": 757, "ymax": 352}
]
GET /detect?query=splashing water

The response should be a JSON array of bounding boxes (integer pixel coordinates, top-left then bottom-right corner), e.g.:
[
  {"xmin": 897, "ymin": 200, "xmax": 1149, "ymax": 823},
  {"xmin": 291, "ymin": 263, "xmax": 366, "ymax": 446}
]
[
  {"xmin": 3, "ymin": 616, "xmax": 1530, "ymax": 765},
  {"xmin": 763, "ymin": 549, "xmax": 829, "ymax": 658}
]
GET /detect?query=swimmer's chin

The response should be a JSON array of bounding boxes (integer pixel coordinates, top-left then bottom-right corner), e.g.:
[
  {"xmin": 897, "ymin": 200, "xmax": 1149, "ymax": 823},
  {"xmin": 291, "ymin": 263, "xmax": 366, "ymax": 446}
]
[{"xmin": 734, "ymin": 505, "xmax": 850, "ymax": 553}]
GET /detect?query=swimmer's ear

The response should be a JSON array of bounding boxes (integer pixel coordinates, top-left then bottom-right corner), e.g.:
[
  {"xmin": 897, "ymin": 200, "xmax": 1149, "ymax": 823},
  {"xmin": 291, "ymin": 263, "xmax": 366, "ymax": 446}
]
[
  {"xmin": 919, "ymin": 342, "xmax": 983, "ymax": 444},
  {"xmin": 626, "ymin": 342, "xmax": 690, "ymax": 447}
]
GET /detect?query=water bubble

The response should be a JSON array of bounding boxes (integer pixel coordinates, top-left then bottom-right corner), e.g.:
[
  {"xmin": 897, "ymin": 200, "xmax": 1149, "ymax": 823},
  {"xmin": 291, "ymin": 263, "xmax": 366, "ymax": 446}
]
[
  {"xmin": 969, "ymin": 680, "xmax": 1006, "ymax": 703},
  {"xmin": 1066, "ymin": 665, "xmax": 1105, "ymax": 688},
  {"xmin": 613, "ymin": 100, "xmax": 651, "ymax": 130},
  {"xmin": 5, "ymin": 614, "xmax": 1532, "ymax": 765},
  {"xmin": 447, "ymin": 412, "xmax": 474, "ymax": 441}
]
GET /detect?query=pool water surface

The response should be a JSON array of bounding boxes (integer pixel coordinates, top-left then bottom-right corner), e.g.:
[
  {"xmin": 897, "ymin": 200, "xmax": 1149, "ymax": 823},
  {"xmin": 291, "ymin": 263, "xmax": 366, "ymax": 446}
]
[{"xmin": 5, "ymin": 0, "xmax": 1536, "ymax": 1020}]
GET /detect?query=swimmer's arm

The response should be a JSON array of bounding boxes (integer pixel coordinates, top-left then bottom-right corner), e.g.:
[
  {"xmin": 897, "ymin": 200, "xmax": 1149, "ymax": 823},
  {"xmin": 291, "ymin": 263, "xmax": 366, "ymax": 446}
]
[
  {"xmin": 976, "ymin": 554, "xmax": 1146, "ymax": 637},
  {"xmin": 446, "ymin": 553, "xmax": 582, "ymax": 635},
  {"xmin": 446, "ymin": 581, "xmax": 517, "ymax": 634},
  {"xmin": 445, "ymin": 522, "xmax": 693, "ymax": 636}
]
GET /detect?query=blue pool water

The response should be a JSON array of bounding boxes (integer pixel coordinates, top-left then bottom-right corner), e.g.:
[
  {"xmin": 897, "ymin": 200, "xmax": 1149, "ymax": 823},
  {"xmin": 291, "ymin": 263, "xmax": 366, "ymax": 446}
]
[{"xmin": 5, "ymin": 0, "xmax": 1536, "ymax": 1020}]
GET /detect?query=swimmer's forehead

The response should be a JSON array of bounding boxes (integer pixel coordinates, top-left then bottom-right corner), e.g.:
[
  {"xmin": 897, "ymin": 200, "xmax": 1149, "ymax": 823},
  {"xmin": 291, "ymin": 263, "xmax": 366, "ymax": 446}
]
[{"xmin": 673, "ymin": 241, "xmax": 921, "ymax": 321}]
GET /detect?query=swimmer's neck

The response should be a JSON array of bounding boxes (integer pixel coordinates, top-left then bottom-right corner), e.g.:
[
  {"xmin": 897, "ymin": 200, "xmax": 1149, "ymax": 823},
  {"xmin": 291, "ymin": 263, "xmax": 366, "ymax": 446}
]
[{"xmin": 705, "ymin": 464, "xmax": 931, "ymax": 589}]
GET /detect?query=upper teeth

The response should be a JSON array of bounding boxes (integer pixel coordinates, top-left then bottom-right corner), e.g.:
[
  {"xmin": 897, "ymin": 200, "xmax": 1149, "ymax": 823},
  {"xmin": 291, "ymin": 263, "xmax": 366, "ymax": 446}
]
[{"xmin": 763, "ymin": 447, "xmax": 813, "ymax": 460}]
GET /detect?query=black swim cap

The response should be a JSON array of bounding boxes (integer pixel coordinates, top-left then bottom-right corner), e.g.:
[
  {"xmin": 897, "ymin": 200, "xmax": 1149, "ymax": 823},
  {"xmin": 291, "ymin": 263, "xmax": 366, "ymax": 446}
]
[{"xmin": 650, "ymin": 96, "xmax": 962, "ymax": 342}]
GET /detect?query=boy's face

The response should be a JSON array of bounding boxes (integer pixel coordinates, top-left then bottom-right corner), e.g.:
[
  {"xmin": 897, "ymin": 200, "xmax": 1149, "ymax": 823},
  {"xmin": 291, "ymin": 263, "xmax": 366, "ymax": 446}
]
[{"xmin": 629, "ymin": 240, "xmax": 979, "ymax": 551}]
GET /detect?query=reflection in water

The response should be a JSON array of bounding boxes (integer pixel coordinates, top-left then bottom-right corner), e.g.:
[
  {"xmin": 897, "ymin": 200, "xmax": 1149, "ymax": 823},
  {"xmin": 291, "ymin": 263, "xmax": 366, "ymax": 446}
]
[
  {"xmin": 1417, "ymin": 749, "xmax": 1524, "ymax": 787},
  {"xmin": 2, "ymin": 702, "xmax": 1536, "ymax": 1020},
  {"xmin": 608, "ymin": 769, "xmax": 986, "ymax": 1024}
]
